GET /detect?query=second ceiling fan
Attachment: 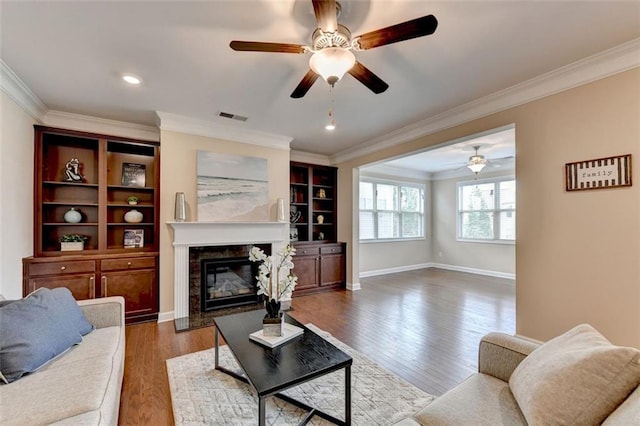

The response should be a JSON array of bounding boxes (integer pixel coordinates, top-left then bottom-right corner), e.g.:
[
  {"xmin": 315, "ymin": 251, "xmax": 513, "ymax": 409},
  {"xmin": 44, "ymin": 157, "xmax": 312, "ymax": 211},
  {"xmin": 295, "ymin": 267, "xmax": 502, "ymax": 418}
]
[{"xmin": 230, "ymin": 0, "xmax": 438, "ymax": 98}]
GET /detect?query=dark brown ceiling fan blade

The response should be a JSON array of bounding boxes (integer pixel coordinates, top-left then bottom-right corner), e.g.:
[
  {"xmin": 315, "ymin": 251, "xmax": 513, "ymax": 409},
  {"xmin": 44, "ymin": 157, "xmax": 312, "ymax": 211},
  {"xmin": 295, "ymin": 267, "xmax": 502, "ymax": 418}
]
[
  {"xmin": 354, "ymin": 15, "xmax": 438, "ymax": 50},
  {"xmin": 230, "ymin": 41, "xmax": 306, "ymax": 54},
  {"xmin": 291, "ymin": 69, "xmax": 320, "ymax": 98},
  {"xmin": 348, "ymin": 61, "xmax": 389, "ymax": 94},
  {"xmin": 312, "ymin": 0, "xmax": 338, "ymax": 33}
]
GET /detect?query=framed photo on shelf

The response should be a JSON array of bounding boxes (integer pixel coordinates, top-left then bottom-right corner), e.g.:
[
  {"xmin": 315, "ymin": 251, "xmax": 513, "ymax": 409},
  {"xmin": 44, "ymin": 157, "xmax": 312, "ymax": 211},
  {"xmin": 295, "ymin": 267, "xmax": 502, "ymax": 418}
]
[
  {"xmin": 289, "ymin": 227, "xmax": 299, "ymax": 242},
  {"xmin": 121, "ymin": 162, "xmax": 146, "ymax": 187},
  {"xmin": 124, "ymin": 229, "xmax": 144, "ymax": 248}
]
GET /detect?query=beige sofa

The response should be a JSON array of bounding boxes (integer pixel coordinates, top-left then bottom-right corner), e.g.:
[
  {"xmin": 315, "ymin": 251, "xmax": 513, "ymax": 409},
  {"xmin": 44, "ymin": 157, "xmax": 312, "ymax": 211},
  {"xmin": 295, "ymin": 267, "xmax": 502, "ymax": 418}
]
[
  {"xmin": 397, "ymin": 327, "xmax": 640, "ymax": 425},
  {"xmin": 0, "ymin": 296, "xmax": 126, "ymax": 425}
]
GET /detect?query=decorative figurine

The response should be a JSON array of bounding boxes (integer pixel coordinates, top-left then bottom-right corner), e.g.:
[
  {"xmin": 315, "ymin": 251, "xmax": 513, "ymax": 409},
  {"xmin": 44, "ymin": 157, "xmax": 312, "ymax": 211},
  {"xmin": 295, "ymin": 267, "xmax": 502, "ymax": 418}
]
[
  {"xmin": 63, "ymin": 158, "xmax": 84, "ymax": 182},
  {"xmin": 317, "ymin": 188, "xmax": 326, "ymax": 199}
]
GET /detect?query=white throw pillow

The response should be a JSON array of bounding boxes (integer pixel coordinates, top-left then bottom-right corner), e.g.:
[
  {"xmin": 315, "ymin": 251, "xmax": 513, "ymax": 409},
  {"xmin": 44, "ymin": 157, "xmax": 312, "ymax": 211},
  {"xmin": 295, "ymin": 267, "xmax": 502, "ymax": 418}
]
[{"xmin": 509, "ymin": 323, "xmax": 640, "ymax": 425}]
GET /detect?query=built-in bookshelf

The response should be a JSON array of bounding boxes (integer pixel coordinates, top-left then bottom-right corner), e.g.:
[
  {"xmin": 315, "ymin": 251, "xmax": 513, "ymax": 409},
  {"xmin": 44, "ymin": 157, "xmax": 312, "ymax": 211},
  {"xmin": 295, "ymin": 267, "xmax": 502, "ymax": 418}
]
[
  {"xmin": 23, "ymin": 126, "xmax": 160, "ymax": 323},
  {"xmin": 289, "ymin": 161, "xmax": 345, "ymax": 296},
  {"xmin": 289, "ymin": 162, "xmax": 337, "ymax": 242}
]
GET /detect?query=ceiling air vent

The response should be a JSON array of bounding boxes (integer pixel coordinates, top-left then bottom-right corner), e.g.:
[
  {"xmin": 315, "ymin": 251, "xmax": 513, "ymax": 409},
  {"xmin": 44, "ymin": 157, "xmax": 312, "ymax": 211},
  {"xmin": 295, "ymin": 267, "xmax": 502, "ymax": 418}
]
[{"xmin": 217, "ymin": 111, "xmax": 248, "ymax": 122}]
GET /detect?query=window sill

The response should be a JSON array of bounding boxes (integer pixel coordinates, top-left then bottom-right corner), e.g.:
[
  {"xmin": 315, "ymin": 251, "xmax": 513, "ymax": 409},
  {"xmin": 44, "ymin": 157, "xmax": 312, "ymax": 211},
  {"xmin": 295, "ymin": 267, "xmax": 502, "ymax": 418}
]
[
  {"xmin": 456, "ymin": 238, "xmax": 515, "ymax": 245},
  {"xmin": 360, "ymin": 237, "xmax": 426, "ymax": 244}
]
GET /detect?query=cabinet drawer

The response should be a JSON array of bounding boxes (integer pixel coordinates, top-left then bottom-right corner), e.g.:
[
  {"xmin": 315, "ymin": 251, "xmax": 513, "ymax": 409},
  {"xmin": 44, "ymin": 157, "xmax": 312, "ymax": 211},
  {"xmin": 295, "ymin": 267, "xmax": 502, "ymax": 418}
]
[
  {"xmin": 101, "ymin": 257, "xmax": 156, "ymax": 272},
  {"xmin": 320, "ymin": 245, "xmax": 343, "ymax": 255},
  {"xmin": 28, "ymin": 260, "xmax": 96, "ymax": 277},
  {"xmin": 296, "ymin": 247, "xmax": 320, "ymax": 256},
  {"xmin": 28, "ymin": 275, "xmax": 95, "ymax": 300}
]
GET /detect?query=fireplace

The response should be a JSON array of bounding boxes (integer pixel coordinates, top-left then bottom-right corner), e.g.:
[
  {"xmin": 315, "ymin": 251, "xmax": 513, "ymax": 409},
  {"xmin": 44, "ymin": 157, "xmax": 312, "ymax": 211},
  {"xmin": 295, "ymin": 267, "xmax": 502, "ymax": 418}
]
[
  {"xmin": 200, "ymin": 257, "xmax": 259, "ymax": 311},
  {"xmin": 189, "ymin": 244, "xmax": 269, "ymax": 314},
  {"xmin": 169, "ymin": 221, "xmax": 289, "ymax": 324}
]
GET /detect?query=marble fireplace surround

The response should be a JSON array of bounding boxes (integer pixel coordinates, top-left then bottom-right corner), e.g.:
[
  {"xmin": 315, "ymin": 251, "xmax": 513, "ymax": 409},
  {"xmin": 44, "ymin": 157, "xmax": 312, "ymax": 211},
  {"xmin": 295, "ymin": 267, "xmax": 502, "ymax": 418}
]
[{"xmin": 168, "ymin": 221, "xmax": 289, "ymax": 320}]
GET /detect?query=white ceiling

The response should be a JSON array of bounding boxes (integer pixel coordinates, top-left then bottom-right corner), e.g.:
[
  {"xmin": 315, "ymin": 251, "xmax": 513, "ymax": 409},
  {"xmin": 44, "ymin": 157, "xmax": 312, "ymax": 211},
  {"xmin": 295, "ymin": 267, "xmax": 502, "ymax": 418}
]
[
  {"xmin": 1, "ymin": 1, "xmax": 639, "ymax": 161},
  {"xmin": 362, "ymin": 125, "xmax": 515, "ymax": 177}
]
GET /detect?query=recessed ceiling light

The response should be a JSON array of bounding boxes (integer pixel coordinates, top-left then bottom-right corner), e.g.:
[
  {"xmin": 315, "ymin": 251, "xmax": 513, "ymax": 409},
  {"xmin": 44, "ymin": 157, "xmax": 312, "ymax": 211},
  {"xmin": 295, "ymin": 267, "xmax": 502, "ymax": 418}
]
[{"xmin": 122, "ymin": 74, "xmax": 142, "ymax": 85}]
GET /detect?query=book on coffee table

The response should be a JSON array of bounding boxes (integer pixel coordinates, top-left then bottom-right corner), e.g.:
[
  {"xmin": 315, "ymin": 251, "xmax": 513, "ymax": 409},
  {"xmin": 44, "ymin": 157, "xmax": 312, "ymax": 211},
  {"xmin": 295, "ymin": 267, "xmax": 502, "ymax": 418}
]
[{"xmin": 249, "ymin": 322, "xmax": 304, "ymax": 348}]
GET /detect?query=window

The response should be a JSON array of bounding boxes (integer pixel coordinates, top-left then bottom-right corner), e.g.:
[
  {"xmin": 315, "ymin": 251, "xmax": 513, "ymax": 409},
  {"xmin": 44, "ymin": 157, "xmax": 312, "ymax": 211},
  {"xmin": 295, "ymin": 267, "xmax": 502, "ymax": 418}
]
[
  {"xmin": 360, "ymin": 179, "xmax": 425, "ymax": 241},
  {"xmin": 457, "ymin": 178, "xmax": 515, "ymax": 242}
]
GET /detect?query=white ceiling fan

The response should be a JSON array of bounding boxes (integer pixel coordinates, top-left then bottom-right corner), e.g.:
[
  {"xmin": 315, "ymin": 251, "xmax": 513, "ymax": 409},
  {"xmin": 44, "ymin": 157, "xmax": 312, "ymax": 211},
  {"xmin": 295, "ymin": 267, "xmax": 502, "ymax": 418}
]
[
  {"xmin": 467, "ymin": 146, "xmax": 488, "ymax": 175},
  {"xmin": 465, "ymin": 146, "xmax": 515, "ymax": 176}
]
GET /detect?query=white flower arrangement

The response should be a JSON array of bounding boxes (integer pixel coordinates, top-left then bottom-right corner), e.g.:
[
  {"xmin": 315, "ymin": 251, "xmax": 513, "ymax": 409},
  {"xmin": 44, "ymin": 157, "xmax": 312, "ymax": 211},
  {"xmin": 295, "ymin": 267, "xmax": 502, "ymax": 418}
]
[{"xmin": 249, "ymin": 244, "xmax": 298, "ymax": 305}]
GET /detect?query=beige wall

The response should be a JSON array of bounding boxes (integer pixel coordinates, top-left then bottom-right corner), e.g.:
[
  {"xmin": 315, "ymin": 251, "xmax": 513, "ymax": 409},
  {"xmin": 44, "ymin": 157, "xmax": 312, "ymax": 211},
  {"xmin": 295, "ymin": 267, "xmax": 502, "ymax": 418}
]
[
  {"xmin": 358, "ymin": 172, "xmax": 431, "ymax": 274},
  {"xmin": 337, "ymin": 69, "xmax": 640, "ymax": 347},
  {"xmin": 432, "ymin": 170, "xmax": 515, "ymax": 275},
  {"xmin": 0, "ymin": 92, "xmax": 36, "ymax": 299},
  {"xmin": 158, "ymin": 130, "xmax": 290, "ymax": 317}
]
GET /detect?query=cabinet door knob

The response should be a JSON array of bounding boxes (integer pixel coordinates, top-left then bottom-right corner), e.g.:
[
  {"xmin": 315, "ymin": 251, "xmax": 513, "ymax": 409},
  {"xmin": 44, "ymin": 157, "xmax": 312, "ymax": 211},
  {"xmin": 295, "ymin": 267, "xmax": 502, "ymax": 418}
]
[
  {"xmin": 60, "ymin": 266, "xmax": 66, "ymax": 271},
  {"xmin": 127, "ymin": 262, "xmax": 132, "ymax": 266}
]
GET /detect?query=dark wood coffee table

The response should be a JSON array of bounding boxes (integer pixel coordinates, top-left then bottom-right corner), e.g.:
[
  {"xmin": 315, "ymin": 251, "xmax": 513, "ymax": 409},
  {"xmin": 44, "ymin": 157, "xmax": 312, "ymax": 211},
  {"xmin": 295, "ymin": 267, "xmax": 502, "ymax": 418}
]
[{"xmin": 213, "ymin": 310, "xmax": 352, "ymax": 425}]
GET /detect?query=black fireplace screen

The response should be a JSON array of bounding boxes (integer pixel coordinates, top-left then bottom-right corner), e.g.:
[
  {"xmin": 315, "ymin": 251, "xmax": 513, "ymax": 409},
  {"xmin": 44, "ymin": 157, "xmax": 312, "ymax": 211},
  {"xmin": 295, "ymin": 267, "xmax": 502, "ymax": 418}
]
[{"xmin": 200, "ymin": 257, "xmax": 260, "ymax": 311}]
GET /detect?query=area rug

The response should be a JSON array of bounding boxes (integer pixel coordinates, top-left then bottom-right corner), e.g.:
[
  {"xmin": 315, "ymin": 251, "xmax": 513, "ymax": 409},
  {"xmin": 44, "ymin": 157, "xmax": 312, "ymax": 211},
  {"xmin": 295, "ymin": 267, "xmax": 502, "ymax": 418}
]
[{"xmin": 166, "ymin": 324, "xmax": 434, "ymax": 425}]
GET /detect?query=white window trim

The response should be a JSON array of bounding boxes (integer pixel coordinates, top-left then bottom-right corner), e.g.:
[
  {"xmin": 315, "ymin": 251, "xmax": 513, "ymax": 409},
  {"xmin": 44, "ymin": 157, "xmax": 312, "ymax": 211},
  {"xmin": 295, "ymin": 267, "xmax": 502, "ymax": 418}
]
[
  {"xmin": 456, "ymin": 175, "xmax": 516, "ymax": 244},
  {"xmin": 360, "ymin": 177, "xmax": 426, "ymax": 242}
]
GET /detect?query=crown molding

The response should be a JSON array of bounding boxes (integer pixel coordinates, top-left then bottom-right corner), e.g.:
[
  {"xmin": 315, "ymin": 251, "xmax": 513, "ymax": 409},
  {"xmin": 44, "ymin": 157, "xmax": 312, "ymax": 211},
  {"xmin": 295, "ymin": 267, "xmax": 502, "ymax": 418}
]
[
  {"xmin": 44, "ymin": 110, "xmax": 159, "ymax": 141},
  {"xmin": 156, "ymin": 111, "xmax": 292, "ymax": 151},
  {"xmin": 0, "ymin": 59, "xmax": 47, "ymax": 121},
  {"xmin": 331, "ymin": 38, "xmax": 640, "ymax": 165},
  {"xmin": 360, "ymin": 164, "xmax": 431, "ymax": 181},
  {"xmin": 290, "ymin": 150, "xmax": 331, "ymax": 165}
]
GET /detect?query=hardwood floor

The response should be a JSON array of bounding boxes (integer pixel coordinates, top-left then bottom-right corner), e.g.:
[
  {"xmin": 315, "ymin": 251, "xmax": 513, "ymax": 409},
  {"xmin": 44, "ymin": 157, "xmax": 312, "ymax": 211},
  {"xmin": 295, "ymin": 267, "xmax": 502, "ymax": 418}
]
[{"xmin": 118, "ymin": 268, "xmax": 515, "ymax": 425}]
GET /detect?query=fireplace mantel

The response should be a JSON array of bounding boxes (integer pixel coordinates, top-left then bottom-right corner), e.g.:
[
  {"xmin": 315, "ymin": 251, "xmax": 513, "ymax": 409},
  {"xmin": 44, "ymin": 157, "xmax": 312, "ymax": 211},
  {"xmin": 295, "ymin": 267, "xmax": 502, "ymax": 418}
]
[
  {"xmin": 168, "ymin": 221, "xmax": 289, "ymax": 319},
  {"xmin": 168, "ymin": 221, "xmax": 288, "ymax": 246}
]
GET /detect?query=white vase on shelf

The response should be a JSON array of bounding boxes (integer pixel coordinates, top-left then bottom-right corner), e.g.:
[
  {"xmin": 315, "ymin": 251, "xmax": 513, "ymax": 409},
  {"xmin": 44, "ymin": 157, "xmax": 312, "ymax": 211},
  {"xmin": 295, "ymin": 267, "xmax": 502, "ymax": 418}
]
[
  {"xmin": 124, "ymin": 209, "xmax": 143, "ymax": 223},
  {"xmin": 64, "ymin": 207, "xmax": 82, "ymax": 223}
]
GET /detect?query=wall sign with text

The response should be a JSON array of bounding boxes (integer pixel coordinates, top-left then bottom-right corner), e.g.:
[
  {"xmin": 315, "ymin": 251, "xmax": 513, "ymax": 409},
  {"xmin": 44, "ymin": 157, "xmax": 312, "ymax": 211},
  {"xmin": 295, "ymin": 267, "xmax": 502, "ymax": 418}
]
[{"xmin": 565, "ymin": 154, "xmax": 632, "ymax": 191}]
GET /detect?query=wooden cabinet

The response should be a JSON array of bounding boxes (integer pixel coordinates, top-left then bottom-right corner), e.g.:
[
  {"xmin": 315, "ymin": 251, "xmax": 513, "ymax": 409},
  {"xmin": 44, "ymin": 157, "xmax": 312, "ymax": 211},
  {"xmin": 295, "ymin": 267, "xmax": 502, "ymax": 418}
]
[
  {"xmin": 100, "ymin": 256, "xmax": 158, "ymax": 322},
  {"xmin": 23, "ymin": 254, "xmax": 158, "ymax": 324},
  {"xmin": 290, "ymin": 162, "xmax": 345, "ymax": 296},
  {"xmin": 320, "ymin": 244, "xmax": 345, "ymax": 287},
  {"xmin": 291, "ymin": 242, "xmax": 346, "ymax": 296},
  {"xmin": 292, "ymin": 246, "xmax": 320, "ymax": 291},
  {"xmin": 23, "ymin": 126, "xmax": 160, "ymax": 323}
]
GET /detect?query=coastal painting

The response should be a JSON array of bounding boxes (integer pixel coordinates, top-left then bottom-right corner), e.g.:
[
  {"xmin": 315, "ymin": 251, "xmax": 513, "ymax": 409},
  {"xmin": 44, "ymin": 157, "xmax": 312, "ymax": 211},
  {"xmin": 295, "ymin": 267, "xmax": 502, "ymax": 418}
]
[{"xmin": 197, "ymin": 151, "xmax": 268, "ymax": 222}]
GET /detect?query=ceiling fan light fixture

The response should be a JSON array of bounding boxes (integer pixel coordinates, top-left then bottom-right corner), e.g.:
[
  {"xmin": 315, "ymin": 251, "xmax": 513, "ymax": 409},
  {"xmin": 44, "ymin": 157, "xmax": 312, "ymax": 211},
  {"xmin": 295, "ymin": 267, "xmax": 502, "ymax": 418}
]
[
  {"xmin": 467, "ymin": 155, "xmax": 487, "ymax": 174},
  {"xmin": 309, "ymin": 47, "xmax": 355, "ymax": 86}
]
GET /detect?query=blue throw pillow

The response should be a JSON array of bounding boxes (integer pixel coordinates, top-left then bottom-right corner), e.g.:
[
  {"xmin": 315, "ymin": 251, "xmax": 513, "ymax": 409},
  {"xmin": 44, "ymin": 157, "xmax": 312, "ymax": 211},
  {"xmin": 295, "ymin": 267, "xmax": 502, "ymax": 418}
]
[
  {"xmin": 0, "ymin": 288, "xmax": 83, "ymax": 384},
  {"xmin": 50, "ymin": 287, "xmax": 95, "ymax": 336},
  {"xmin": 0, "ymin": 299, "xmax": 16, "ymax": 307}
]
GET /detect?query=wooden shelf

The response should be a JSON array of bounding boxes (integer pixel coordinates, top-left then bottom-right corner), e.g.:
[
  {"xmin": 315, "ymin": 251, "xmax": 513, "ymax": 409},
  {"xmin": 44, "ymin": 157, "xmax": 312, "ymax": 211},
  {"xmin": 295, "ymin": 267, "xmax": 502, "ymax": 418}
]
[
  {"xmin": 25, "ymin": 125, "xmax": 161, "ymax": 324},
  {"xmin": 289, "ymin": 162, "xmax": 337, "ymax": 243}
]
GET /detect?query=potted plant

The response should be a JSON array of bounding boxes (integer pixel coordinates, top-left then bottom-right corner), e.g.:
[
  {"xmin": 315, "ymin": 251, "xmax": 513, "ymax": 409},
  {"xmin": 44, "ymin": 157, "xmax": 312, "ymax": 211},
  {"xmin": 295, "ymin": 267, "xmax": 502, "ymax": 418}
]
[
  {"xmin": 126, "ymin": 196, "xmax": 139, "ymax": 205},
  {"xmin": 249, "ymin": 244, "xmax": 298, "ymax": 337},
  {"xmin": 59, "ymin": 234, "xmax": 88, "ymax": 251}
]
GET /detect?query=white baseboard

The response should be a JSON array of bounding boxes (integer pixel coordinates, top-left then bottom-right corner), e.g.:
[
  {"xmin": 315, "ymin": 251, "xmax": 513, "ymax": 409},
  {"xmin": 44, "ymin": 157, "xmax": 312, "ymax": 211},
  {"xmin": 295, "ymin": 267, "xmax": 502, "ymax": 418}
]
[
  {"xmin": 157, "ymin": 311, "xmax": 175, "ymax": 323},
  {"xmin": 359, "ymin": 262, "xmax": 515, "ymax": 281},
  {"xmin": 346, "ymin": 281, "xmax": 361, "ymax": 291},
  {"xmin": 359, "ymin": 263, "xmax": 433, "ymax": 278},
  {"xmin": 428, "ymin": 263, "xmax": 516, "ymax": 280}
]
